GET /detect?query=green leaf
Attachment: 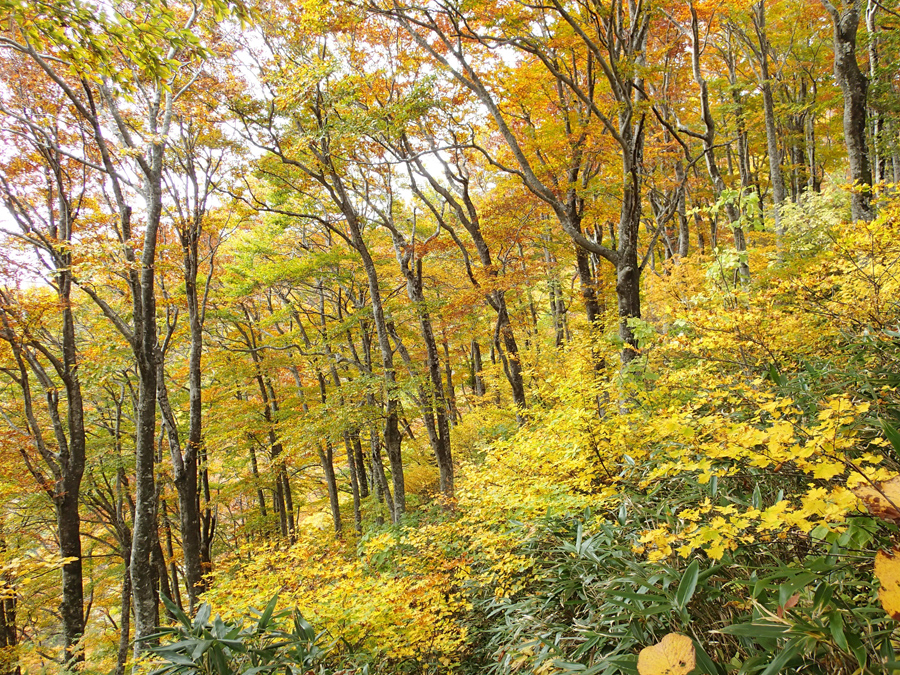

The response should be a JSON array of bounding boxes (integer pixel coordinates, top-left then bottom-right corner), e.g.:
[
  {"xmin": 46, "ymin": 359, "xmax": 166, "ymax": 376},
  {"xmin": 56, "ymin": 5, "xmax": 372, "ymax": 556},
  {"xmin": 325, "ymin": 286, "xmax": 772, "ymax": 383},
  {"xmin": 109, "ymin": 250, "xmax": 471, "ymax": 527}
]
[
  {"xmin": 191, "ymin": 639, "xmax": 213, "ymax": 660},
  {"xmin": 758, "ymin": 640, "xmax": 802, "ymax": 675},
  {"xmin": 691, "ymin": 639, "xmax": 723, "ymax": 675},
  {"xmin": 161, "ymin": 593, "xmax": 191, "ymax": 629},
  {"xmin": 829, "ymin": 610, "xmax": 848, "ymax": 651},
  {"xmin": 882, "ymin": 419, "xmax": 900, "ymax": 458},
  {"xmin": 718, "ymin": 622, "xmax": 789, "ymax": 639},
  {"xmin": 675, "ymin": 560, "xmax": 700, "ymax": 610},
  {"xmin": 257, "ymin": 594, "xmax": 279, "ymax": 632},
  {"xmin": 193, "ymin": 603, "xmax": 212, "ymax": 629},
  {"xmin": 552, "ymin": 660, "xmax": 587, "ymax": 671},
  {"xmin": 608, "ymin": 590, "xmax": 669, "ymax": 604}
]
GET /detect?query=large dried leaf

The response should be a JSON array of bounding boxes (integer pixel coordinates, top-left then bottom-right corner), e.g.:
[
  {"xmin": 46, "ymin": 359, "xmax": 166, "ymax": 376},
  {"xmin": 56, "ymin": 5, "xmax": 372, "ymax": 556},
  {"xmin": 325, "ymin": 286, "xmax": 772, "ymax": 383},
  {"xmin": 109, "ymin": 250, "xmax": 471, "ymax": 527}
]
[
  {"xmin": 875, "ymin": 548, "xmax": 900, "ymax": 621},
  {"xmin": 637, "ymin": 633, "xmax": 696, "ymax": 675},
  {"xmin": 853, "ymin": 476, "xmax": 900, "ymax": 524}
]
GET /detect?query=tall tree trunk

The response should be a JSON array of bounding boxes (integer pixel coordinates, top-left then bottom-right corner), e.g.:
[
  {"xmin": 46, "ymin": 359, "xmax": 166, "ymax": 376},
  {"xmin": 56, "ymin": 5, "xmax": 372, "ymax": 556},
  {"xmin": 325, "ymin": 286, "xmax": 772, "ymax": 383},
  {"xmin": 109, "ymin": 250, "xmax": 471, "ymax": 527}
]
[
  {"xmin": 352, "ymin": 432, "xmax": 369, "ymax": 498},
  {"xmin": 349, "ymin": 224, "xmax": 405, "ymax": 520},
  {"xmin": 441, "ymin": 337, "xmax": 460, "ymax": 425},
  {"xmin": 866, "ymin": 0, "xmax": 886, "ymax": 182},
  {"xmin": 753, "ymin": 1, "xmax": 786, "ymax": 249},
  {"xmin": 544, "ymin": 240, "xmax": 567, "ymax": 346},
  {"xmin": 471, "ymin": 340, "xmax": 486, "ymax": 397},
  {"xmin": 156, "ymin": 374, "xmax": 202, "ymax": 611},
  {"xmin": 617, "ymin": 129, "xmax": 643, "ymax": 365},
  {"xmin": 131, "ymin": 352, "xmax": 160, "ymax": 658},
  {"xmin": 114, "ymin": 558, "xmax": 131, "ymax": 675},
  {"xmin": 160, "ymin": 501, "xmax": 182, "ymax": 612},
  {"xmin": 183, "ymin": 225, "xmax": 207, "ymax": 602},
  {"xmin": 370, "ymin": 428, "xmax": 394, "ymax": 524},
  {"xmin": 0, "ymin": 534, "xmax": 18, "ymax": 675},
  {"xmin": 692, "ymin": 13, "xmax": 750, "ymax": 280},
  {"xmin": 675, "ymin": 162, "xmax": 690, "ymax": 257},
  {"xmin": 282, "ymin": 469, "xmax": 296, "ymax": 540},
  {"xmin": 344, "ymin": 434, "xmax": 363, "ymax": 534},
  {"xmin": 57, "ymin": 441, "xmax": 85, "ymax": 665},
  {"xmin": 574, "ymin": 245, "xmax": 600, "ymax": 323},
  {"xmin": 199, "ymin": 460, "xmax": 214, "ymax": 585},
  {"xmin": 387, "ymin": 242, "xmax": 454, "ymax": 497},
  {"xmin": 248, "ymin": 438, "xmax": 267, "ymax": 521},
  {"xmin": 822, "ymin": 0, "xmax": 873, "ymax": 220},
  {"xmin": 807, "ymin": 97, "xmax": 820, "ymax": 192}
]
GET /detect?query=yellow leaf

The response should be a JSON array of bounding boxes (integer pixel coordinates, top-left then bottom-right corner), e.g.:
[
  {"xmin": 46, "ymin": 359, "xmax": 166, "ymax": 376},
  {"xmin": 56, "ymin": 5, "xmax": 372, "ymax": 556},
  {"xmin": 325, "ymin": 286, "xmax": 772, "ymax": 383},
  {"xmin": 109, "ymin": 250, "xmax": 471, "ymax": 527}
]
[
  {"xmin": 637, "ymin": 633, "xmax": 696, "ymax": 675},
  {"xmin": 875, "ymin": 548, "xmax": 900, "ymax": 620},
  {"xmin": 812, "ymin": 462, "xmax": 844, "ymax": 480}
]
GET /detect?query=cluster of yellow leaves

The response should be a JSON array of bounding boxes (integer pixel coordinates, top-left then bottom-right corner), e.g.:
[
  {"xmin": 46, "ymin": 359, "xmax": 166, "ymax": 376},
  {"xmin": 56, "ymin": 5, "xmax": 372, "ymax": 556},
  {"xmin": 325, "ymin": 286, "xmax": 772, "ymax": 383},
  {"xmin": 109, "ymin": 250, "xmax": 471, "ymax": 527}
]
[
  {"xmin": 201, "ymin": 357, "xmax": 628, "ymax": 665},
  {"xmin": 204, "ymin": 531, "xmax": 469, "ymax": 666},
  {"xmin": 632, "ymin": 391, "xmax": 883, "ymax": 561},
  {"xmin": 623, "ymin": 211, "xmax": 900, "ymax": 563}
]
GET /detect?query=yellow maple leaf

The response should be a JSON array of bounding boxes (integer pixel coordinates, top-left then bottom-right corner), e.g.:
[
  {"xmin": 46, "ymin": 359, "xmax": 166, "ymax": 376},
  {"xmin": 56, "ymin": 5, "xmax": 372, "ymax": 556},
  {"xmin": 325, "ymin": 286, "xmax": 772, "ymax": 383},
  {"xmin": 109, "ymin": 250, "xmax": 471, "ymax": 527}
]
[
  {"xmin": 875, "ymin": 548, "xmax": 900, "ymax": 620},
  {"xmin": 637, "ymin": 633, "xmax": 696, "ymax": 675}
]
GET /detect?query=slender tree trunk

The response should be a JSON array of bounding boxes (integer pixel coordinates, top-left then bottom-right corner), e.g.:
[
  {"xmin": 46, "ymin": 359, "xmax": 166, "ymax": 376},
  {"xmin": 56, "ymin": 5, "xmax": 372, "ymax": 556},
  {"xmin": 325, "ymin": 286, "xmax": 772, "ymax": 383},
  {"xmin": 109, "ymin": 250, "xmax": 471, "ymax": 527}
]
[
  {"xmin": 273, "ymin": 470, "xmax": 287, "ymax": 538},
  {"xmin": 866, "ymin": 0, "xmax": 886, "ymax": 182},
  {"xmin": 616, "ymin": 133, "xmax": 643, "ymax": 365},
  {"xmin": 282, "ymin": 470, "xmax": 295, "ymax": 540},
  {"xmin": 199, "ymin": 460, "xmax": 214, "ymax": 584},
  {"xmin": 248, "ymin": 439, "xmax": 267, "ymax": 520},
  {"xmin": 544, "ymin": 241, "xmax": 567, "ymax": 346},
  {"xmin": 160, "ymin": 502, "xmax": 182, "ymax": 612},
  {"xmin": 388, "ymin": 244, "xmax": 454, "ymax": 497},
  {"xmin": 131, "ymin": 361, "xmax": 159, "ymax": 657},
  {"xmin": 574, "ymin": 245, "xmax": 600, "ymax": 323},
  {"xmin": 131, "ymin": 155, "xmax": 165, "ymax": 662},
  {"xmin": 441, "ymin": 337, "xmax": 460, "ymax": 425},
  {"xmin": 183, "ymin": 232, "xmax": 206, "ymax": 601},
  {"xmin": 754, "ymin": 1, "xmax": 786, "ymax": 249},
  {"xmin": 344, "ymin": 434, "xmax": 363, "ymax": 534},
  {"xmin": 370, "ymin": 428, "xmax": 394, "ymax": 524},
  {"xmin": 692, "ymin": 14, "xmax": 750, "ymax": 280},
  {"xmin": 58, "ymin": 473, "xmax": 85, "ymax": 665},
  {"xmin": 0, "ymin": 535, "xmax": 18, "ymax": 675},
  {"xmin": 352, "ymin": 232, "xmax": 405, "ymax": 520},
  {"xmin": 352, "ymin": 432, "xmax": 369, "ymax": 498},
  {"xmin": 471, "ymin": 340, "xmax": 486, "ymax": 397},
  {"xmin": 675, "ymin": 162, "xmax": 690, "ymax": 257},
  {"xmin": 807, "ymin": 102, "xmax": 820, "ymax": 191},
  {"xmin": 157, "ymin": 375, "xmax": 202, "ymax": 611}
]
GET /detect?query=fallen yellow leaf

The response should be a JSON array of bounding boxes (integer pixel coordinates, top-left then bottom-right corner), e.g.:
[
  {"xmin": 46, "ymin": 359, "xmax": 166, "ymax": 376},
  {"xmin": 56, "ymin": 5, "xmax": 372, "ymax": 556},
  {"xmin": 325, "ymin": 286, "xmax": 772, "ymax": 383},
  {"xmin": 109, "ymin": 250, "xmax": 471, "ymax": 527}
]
[
  {"xmin": 875, "ymin": 548, "xmax": 900, "ymax": 621},
  {"xmin": 637, "ymin": 633, "xmax": 696, "ymax": 675}
]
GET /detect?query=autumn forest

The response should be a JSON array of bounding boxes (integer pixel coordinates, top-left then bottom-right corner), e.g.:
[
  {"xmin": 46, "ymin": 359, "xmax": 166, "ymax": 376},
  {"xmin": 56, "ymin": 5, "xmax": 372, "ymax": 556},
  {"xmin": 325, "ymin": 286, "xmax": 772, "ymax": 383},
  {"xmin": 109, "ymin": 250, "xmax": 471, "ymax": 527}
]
[{"xmin": 1, "ymin": 0, "xmax": 900, "ymax": 672}]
